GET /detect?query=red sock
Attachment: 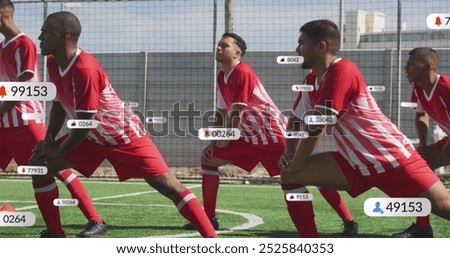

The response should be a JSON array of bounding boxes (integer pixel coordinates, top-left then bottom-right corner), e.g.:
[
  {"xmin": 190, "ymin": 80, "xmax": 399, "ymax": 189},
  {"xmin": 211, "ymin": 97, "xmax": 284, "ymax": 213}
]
[
  {"xmin": 58, "ymin": 169, "xmax": 102, "ymax": 223},
  {"xmin": 174, "ymin": 189, "xmax": 217, "ymax": 238},
  {"xmin": 33, "ymin": 179, "xmax": 64, "ymax": 235},
  {"xmin": 282, "ymin": 184, "xmax": 319, "ymax": 238},
  {"xmin": 201, "ymin": 165, "xmax": 220, "ymax": 220},
  {"xmin": 318, "ymin": 187, "xmax": 353, "ymax": 221},
  {"xmin": 416, "ymin": 216, "xmax": 430, "ymax": 229}
]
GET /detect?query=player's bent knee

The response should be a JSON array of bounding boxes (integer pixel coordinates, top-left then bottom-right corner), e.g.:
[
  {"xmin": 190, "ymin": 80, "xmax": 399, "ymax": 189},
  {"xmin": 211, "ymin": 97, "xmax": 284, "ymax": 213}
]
[
  {"xmin": 45, "ymin": 158, "xmax": 74, "ymax": 174},
  {"xmin": 31, "ymin": 173, "xmax": 54, "ymax": 182},
  {"xmin": 434, "ymin": 197, "xmax": 450, "ymax": 220},
  {"xmin": 432, "ymin": 204, "xmax": 450, "ymax": 221},
  {"xmin": 280, "ymin": 171, "xmax": 307, "ymax": 185},
  {"xmin": 423, "ymin": 182, "xmax": 450, "ymax": 220},
  {"xmin": 202, "ymin": 158, "xmax": 231, "ymax": 168}
]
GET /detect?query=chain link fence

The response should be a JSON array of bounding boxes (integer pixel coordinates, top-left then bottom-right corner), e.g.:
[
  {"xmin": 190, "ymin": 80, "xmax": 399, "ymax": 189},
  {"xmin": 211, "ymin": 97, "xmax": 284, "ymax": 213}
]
[{"xmin": 2, "ymin": 0, "xmax": 449, "ymax": 182}]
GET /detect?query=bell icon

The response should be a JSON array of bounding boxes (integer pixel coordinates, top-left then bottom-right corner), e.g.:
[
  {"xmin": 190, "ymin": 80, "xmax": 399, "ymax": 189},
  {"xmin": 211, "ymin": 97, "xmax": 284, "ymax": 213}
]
[
  {"xmin": 0, "ymin": 86, "xmax": 7, "ymax": 98},
  {"xmin": 435, "ymin": 16, "xmax": 442, "ymax": 27},
  {"xmin": 204, "ymin": 130, "xmax": 210, "ymax": 138}
]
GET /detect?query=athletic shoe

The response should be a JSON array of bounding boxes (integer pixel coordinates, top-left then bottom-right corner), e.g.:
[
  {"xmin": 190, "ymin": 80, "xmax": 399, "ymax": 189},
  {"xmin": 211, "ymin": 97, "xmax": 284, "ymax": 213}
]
[
  {"xmin": 182, "ymin": 217, "xmax": 220, "ymax": 230},
  {"xmin": 40, "ymin": 229, "xmax": 66, "ymax": 238},
  {"xmin": 342, "ymin": 220, "xmax": 358, "ymax": 236},
  {"xmin": 392, "ymin": 223, "xmax": 433, "ymax": 238},
  {"xmin": 77, "ymin": 221, "xmax": 107, "ymax": 238}
]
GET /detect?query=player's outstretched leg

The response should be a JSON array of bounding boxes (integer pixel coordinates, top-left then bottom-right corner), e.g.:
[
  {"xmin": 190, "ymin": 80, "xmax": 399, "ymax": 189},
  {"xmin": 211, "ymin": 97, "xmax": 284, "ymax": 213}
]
[
  {"xmin": 393, "ymin": 175, "xmax": 450, "ymax": 238},
  {"xmin": 56, "ymin": 169, "xmax": 107, "ymax": 238},
  {"xmin": 183, "ymin": 165, "xmax": 220, "ymax": 230},
  {"xmin": 32, "ymin": 175, "xmax": 65, "ymax": 238},
  {"xmin": 388, "ymin": 176, "xmax": 449, "ymax": 238},
  {"xmin": 145, "ymin": 173, "xmax": 218, "ymax": 238},
  {"xmin": 318, "ymin": 187, "xmax": 358, "ymax": 236},
  {"xmin": 420, "ymin": 180, "xmax": 450, "ymax": 220},
  {"xmin": 282, "ymin": 183, "xmax": 319, "ymax": 238},
  {"xmin": 392, "ymin": 216, "xmax": 433, "ymax": 238}
]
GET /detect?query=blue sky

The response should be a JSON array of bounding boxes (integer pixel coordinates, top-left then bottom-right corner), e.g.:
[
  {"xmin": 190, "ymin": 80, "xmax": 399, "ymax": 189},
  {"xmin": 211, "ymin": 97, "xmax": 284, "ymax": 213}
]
[{"xmin": 10, "ymin": 0, "xmax": 450, "ymax": 53}]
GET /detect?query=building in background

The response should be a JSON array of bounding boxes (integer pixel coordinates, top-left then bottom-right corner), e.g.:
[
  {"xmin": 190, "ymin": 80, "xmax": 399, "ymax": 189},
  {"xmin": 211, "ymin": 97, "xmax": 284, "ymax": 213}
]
[
  {"xmin": 344, "ymin": 10, "xmax": 386, "ymax": 49},
  {"xmin": 345, "ymin": 10, "xmax": 450, "ymax": 49}
]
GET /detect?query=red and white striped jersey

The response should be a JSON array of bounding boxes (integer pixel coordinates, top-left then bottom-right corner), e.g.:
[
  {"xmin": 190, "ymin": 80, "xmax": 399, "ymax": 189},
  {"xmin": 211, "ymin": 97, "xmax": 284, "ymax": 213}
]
[
  {"xmin": 216, "ymin": 61, "xmax": 286, "ymax": 145},
  {"xmin": 0, "ymin": 33, "xmax": 44, "ymax": 128},
  {"xmin": 47, "ymin": 49, "xmax": 146, "ymax": 145},
  {"xmin": 411, "ymin": 74, "xmax": 450, "ymax": 136},
  {"xmin": 292, "ymin": 58, "xmax": 416, "ymax": 176}
]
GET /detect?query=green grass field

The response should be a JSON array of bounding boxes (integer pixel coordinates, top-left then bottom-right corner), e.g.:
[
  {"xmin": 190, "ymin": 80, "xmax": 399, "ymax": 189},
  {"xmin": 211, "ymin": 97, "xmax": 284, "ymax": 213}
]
[{"xmin": 0, "ymin": 177, "xmax": 448, "ymax": 238}]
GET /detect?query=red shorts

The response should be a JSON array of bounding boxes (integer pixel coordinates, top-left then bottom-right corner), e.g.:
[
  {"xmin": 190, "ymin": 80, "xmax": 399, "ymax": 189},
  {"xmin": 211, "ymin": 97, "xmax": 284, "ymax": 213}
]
[
  {"xmin": 333, "ymin": 152, "xmax": 439, "ymax": 198},
  {"xmin": 58, "ymin": 134, "xmax": 169, "ymax": 181},
  {"xmin": 0, "ymin": 123, "xmax": 46, "ymax": 169},
  {"xmin": 213, "ymin": 139, "xmax": 284, "ymax": 177}
]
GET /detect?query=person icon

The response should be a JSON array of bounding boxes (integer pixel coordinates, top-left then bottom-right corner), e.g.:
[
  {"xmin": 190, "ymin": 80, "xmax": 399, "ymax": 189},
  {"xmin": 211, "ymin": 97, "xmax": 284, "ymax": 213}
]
[{"xmin": 373, "ymin": 201, "xmax": 384, "ymax": 214}]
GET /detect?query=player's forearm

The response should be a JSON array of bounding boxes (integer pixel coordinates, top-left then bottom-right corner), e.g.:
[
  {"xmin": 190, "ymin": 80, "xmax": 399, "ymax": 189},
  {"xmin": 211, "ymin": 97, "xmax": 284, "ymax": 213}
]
[
  {"xmin": 209, "ymin": 109, "xmax": 227, "ymax": 147},
  {"xmin": 415, "ymin": 113, "xmax": 429, "ymax": 146},
  {"xmin": 214, "ymin": 109, "xmax": 226, "ymax": 128},
  {"xmin": 226, "ymin": 109, "xmax": 244, "ymax": 129},
  {"xmin": 0, "ymin": 101, "xmax": 19, "ymax": 117},
  {"xmin": 291, "ymin": 134, "xmax": 322, "ymax": 170},
  {"xmin": 215, "ymin": 106, "xmax": 244, "ymax": 148},
  {"xmin": 442, "ymin": 137, "xmax": 450, "ymax": 155},
  {"xmin": 58, "ymin": 112, "xmax": 95, "ymax": 156},
  {"xmin": 46, "ymin": 102, "xmax": 67, "ymax": 140},
  {"xmin": 225, "ymin": 104, "xmax": 245, "ymax": 129},
  {"xmin": 17, "ymin": 71, "xmax": 34, "ymax": 82},
  {"xmin": 58, "ymin": 129, "xmax": 90, "ymax": 156},
  {"xmin": 285, "ymin": 116, "xmax": 301, "ymax": 154},
  {"xmin": 285, "ymin": 139, "xmax": 298, "ymax": 155}
]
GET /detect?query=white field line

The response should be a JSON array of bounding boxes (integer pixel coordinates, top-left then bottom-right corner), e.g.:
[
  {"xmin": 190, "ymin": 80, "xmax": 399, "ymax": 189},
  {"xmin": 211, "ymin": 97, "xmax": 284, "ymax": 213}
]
[
  {"xmin": 150, "ymin": 208, "xmax": 264, "ymax": 238},
  {"xmin": 6, "ymin": 185, "xmax": 201, "ymax": 211},
  {"xmin": 0, "ymin": 180, "xmax": 264, "ymax": 237},
  {"xmin": 0, "ymin": 178, "xmax": 282, "ymax": 188},
  {"xmin": 91, "ymin": 202, "xmax": 264, "ymax": 238}
]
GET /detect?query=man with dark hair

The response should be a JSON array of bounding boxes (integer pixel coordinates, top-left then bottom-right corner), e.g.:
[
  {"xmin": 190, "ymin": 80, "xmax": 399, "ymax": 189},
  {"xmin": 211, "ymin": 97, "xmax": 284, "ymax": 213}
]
[
  {"xmin": 392, "ymin": 47, "xmax": 450, "ymax": 237},
  {"xmin": 31, "ymin": 11, "xmax": 217, "ymax": 238},
  {"xmin": 0, "ymin": 1, "xmax": 106, "ymax": 238},
  {"xmin": 221, "ymin": 32, "xmax": 247, "ymax": 55},
  {"xmin": 182, "ymin": 32, "xmax": 358, "ymax": 237},
  {"xmin": 280, "ymin": 20, "xmax": 450, "ymax": 236}
]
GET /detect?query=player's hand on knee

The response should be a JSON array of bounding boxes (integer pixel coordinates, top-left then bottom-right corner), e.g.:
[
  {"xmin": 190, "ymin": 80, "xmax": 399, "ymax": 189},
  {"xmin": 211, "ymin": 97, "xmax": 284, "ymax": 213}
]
[
  {"xmin": 278, "ymin": 152, "xmax": 293, "ymax": 170},
  {"xmin": 37, "ymin": 136, "xmax": 61, "ymax": 160},
  {"xmin": 30, "ymin": 142, "xmax": 47, "ymax": 165},
  {"xmin": 29, "ymin": 149, "xmax": 46, "ymax": 166},
  {"xmin": 280, "ymin": 167, "xmax": 302, "ymax": 184},
  {"xmin": 201, "ymin": 144, "xmax": 215, "ymax": 164},
  {"xmin": 215, "ymin": 140, "xmax": 230, "ymax": 148}
]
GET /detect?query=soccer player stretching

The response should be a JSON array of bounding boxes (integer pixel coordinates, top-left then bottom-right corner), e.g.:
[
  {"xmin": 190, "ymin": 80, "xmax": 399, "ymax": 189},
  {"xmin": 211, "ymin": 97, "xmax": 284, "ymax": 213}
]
[
  {"xmin": 392, "ymin": 47, "xmax": 450, "ymax": 237},
  {"xmin": 183, "ymin": 32, "xmax": 358, "ymax": 237},
  {"xmin": 0, "ymin": 0, "xmax": 106, "ymax": 238},
  {"xmin": 279, "ymin": 20, "xmax": 450, "ymax": 236},
  {"xmin": 31, "ymin": 11, "xmax": 217, "ymax": 238}
]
